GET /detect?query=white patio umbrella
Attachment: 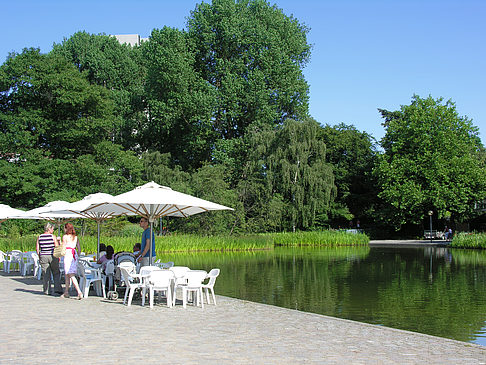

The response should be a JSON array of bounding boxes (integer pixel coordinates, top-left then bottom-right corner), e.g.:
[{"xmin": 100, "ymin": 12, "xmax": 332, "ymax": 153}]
[
  {"xmin": 0, "ymin": 204, "xmax": 27, "ymax": 222},
  {"xmin": 84, "ymin": 181, "xmax": 234, "ymax": 265},
  {"xmin": 39, "ymin": 193, "xmax": 116, "ymax": 260},
  {"xmin": 19, "ymin": 201, "xmax": 85, "ymax": 235}
]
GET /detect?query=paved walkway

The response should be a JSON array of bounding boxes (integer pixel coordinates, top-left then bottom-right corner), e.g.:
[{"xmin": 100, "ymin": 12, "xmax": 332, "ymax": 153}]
[
  {"xmin": 1, "ymin": 271, "xmax": 485, "ymax": 364},
  {"xmin": 369, "ymin": 239, "xmax": 451, "ymax": 247}
]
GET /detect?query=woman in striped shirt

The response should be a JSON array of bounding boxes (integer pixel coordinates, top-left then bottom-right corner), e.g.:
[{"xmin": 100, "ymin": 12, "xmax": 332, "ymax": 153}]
[{"xmin": 36, "ymin": 223, "xmax": 63, "ymax": 295}]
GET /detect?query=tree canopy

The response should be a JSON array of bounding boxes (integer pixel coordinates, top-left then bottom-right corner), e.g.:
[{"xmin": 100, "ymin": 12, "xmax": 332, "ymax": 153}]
[
  {"xmin": 0, "ymin": 1, "xmax": 484, "ymax": 237},
  {"xmin": 374, "ymin": 95, "xmax": 486, "ymax": 227}
]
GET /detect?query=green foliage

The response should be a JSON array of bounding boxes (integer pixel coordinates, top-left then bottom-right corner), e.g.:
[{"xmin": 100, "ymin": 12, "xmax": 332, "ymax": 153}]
[
  {"xmin": 142, "ymin": 27, "xmax": 216, "ymax": 170},
  {"xmin": 0, "ymin": 48, "xmax": 115, "ymax": 159},
  {"xmin": 142, "ymin": 151, "xmax": 192, "ymax": 193},
  {"xmin": 374, "ymin": 95, "xmax": 486, "ymax": 228},
  {"xmin": 268, "ymin": 230, "xmax": 369, "ymax": 246},
  {"xmin": 176, "ymin": 164, "xmax": 243, "ymax": 235},
  {"xmin": 52, "ymin": 31, "xmax": 146, "ymax": 150},
  {"xmin": 0, "ymin": 230, "xmax": 367, "ymax": 254},
  {"xmin": 5, "ymin": 6, "xmax": 484, "ymax": 238},
  {"xmin": 320, "ymin": 123, "xmax": 379, "ymax": 227},
  {"xmin": 240, "ymin": 119, "xmax": 335, "ymax": 231},
  {"xmin": 187, "ymin": 0, "xmax": 311, "ymax": 139},
  {"xmin": 451, "ymin": 232, "xmax": 486, "ymax": 249}
]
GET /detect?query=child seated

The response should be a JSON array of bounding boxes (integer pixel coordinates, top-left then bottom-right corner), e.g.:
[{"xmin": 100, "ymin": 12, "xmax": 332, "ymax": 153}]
[
  {"xmin": 97, "ymin": 245, "xmax": 114, "ymax": 270},
  {"xmin": 133, "ymin": 243, "xmax": 141, "ymax": 258}
]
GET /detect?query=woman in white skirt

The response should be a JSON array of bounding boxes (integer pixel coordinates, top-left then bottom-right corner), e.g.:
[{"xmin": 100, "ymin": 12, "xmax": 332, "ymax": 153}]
[{"xmin": 61, "ymin": 223, "xmax": 83, "ymax": 300}]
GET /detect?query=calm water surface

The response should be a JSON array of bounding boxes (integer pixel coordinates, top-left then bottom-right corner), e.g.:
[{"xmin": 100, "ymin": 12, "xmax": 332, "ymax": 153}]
[{"xmin": 158, "ymin": 246, "xmax": 486, "ymax": 346}]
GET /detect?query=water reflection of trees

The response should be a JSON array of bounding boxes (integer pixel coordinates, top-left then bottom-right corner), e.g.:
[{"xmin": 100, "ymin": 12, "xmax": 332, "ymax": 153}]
[
  {"xmin": 348, "ymin": 247, "xmax": 486, "ymax": 342},
  {"xmin": 161, "ymin": 246, "xmax": 486, "ymax": 343}
]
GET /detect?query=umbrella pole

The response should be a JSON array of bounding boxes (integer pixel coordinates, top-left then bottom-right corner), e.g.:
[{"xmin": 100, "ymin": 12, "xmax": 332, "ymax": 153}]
[
  {"xmin": 97, "ymin": 221, "xmax": 101, "ymax": 261},
  {"xmin": 149, "ymin": 221, "xmax": 153, "ymax": 266}
]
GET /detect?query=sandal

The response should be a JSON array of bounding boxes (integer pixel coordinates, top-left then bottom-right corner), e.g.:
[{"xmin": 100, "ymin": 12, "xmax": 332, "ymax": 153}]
[
  {"xmin": 60, "ymin": 293, "xmax": 70, "ymax": 299},
  {"xmin": 77, "ymin": 294, "xmax": 83, "ymax": 300}
]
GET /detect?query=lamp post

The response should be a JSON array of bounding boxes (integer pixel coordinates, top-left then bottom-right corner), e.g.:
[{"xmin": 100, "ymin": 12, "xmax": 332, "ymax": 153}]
[{"xmin": 428, "ymin": 210, "xmax": 433, "ymax": 243}]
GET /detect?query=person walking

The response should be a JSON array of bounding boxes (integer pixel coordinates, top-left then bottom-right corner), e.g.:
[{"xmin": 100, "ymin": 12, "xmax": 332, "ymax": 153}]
[
  {"xmin": 61, "ymin": 223, "xmax": 83, "ymax": 300},
  {"xmin": 137, "ymin": 217, "xmax": 155, "ymax": 267},
  {"xmin": 36, "ymin": 223, "xmax": 63, "ymax": 295}
]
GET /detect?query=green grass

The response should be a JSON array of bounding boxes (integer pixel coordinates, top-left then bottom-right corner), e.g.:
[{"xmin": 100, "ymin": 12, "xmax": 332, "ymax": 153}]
[
  {"xmin": 450, "ymin": 232, "xmax": 486, "ymax": 249},
  {"xmin": 0, "ymin": 230, "xmax": 369, "ymax": 255},
  {"xmin": 267, "ymin": 230, "xmax": 369, "ymax": 247}
]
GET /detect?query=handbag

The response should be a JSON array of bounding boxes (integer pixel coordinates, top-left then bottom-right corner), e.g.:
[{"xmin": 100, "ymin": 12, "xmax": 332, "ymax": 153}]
[{"xmin": 53, "ymin": 244, "xmax": 66, "ymax": 258}]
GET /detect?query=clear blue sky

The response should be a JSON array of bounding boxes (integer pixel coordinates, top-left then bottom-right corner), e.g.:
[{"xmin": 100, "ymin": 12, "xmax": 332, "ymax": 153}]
[{"xmin": 2, "ymin": 0, "xmax": 485, "ymax": 143}]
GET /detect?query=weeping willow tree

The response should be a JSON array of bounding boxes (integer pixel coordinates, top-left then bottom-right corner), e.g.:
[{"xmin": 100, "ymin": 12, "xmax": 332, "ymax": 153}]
[{"xmin": 241, "ymin": 119, "xmax": 335, "ymax": 232}]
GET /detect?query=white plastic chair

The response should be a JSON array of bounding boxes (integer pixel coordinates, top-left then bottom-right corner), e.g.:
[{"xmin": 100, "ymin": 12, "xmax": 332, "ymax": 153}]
[
  {"xmin": 182, "ymin": 270, "xmax": 207, "ymax": 309},
  {"xmin": 21, "ymin": 251, "xmax": 36, "ymax": 276},
  {"xmin": 59, "ymin": 256, "xmax": 65, "ymax": 280},
  {"xmin": 118, "ymin": 261, "xmax": 136, "ymax": 280},
  {"xmin": 0, "ymin": 250, "xmax": 7, "ymax": 271},
  {"xmin": 147, "ymin": 269, "xmax": 174, "ymax": 309},
  {"xmin": 33, "ymin": 252, "xmax": 42, "ymax": 280},
  {"xmin": 102, "ymin": 259, "xmax": 115, "ymax": 292},
  {"xmin": 162, "ymin": 261, "xmax": 174, "ymax": 269},
  {"xmin": 119, "ymin": 267, "xmax": 144, "ymax": 306},
  {"xmin": 139, "ymin": 266, "xmax": 160, "ymax": 306},
  {"xmin": 21, "ymin": 251, "xmax": 39, "ymax": 277},
  {"xmin": 155, "ymin": 261, "xmax": 174, "ymax": 269},
  {"xmin": 5, "ymin": 250, "xmax": 22, "ymax": 273},
  {"xmin": 202, "ymin": 268, "xmax": 220, "ymax": 305},
  {"xmin": 77, "ymin": 262, "xmax": 106, "ymax": 299},
  {"xmin": 170, "ymin": 266, "xmax": 190, "ymax": 306}
]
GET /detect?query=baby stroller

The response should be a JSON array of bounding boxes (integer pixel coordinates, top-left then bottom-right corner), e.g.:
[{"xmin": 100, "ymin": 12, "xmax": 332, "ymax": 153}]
[{"xmin": 106, "ymin": 252, "xmax": 137, "ymax": 300}]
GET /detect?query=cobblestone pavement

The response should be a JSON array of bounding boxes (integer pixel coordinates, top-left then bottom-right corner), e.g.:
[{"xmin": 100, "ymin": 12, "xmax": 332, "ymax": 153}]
[{"xmin": 1, "ymin": 272, "xmax": 485, "ymax": 364}]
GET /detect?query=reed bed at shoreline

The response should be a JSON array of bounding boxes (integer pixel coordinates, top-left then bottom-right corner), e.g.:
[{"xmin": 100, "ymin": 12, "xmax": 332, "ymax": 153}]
[
  {"xmin": 0, "ymin": 230, "xmax": 369, "ymax": 254},
  {"xmin": 269, "ymin": 230, "xmax": 369, "ymax": 247},
  {"xmin": 451, "ymin": 232, "xmax": 486, "ymax": 249}
]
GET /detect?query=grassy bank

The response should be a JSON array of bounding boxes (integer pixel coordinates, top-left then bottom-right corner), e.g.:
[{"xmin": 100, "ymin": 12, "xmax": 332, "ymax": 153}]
[
  {"xmin": 450, "ymin": 232, "xmax": 486, "ymax": 249},
  {"xmin": 0, "ymin": 230, "xmax": 369, "ymax": 254},
  {"xmin": 268, "ymin": 230, "xmax": 369, "ymax": 247}
]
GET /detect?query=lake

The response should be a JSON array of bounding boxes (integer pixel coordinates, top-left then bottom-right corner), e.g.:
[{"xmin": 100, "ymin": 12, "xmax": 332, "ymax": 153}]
[{"xmin": 157, "ymin": 245, "xmax": 486, "ymax": 346}]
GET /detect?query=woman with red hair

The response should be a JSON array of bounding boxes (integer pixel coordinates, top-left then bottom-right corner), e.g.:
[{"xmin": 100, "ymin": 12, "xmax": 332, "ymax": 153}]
[{"xmin": 61, "ymin": 223, "xmax": 83, "ymax": 299}]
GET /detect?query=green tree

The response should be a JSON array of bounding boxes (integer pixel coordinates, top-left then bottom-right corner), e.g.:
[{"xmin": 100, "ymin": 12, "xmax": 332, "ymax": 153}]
[
  {"xmin": 320, "ymin": 123, "xmax": 379, "ymax": 227},
  {"xmin": 240, "ymin": 119, "xmax": 335, "ymax": 232},
  {"xmin": 374, "ymin": 95, "xmax": 486, "ymax": 227},
  {"xmin": 238, "ymin": 124, "xmax": 285, "ymax": 232},
  {"xmin": 187, "ymin": 0, "xmax": 311, "ymax": 176},
  {"xmin": 0, "ymin": 48, "xmax": 115, "ymax": 159},
  {"xmin": 142, "ymin": 27, "xmax": 216, "ymax": 169},
  {"xmin": 52, "ymin": 31, "xmax": 146, "ymax": 150},
  {"xmin": 184, "ymin": 164, "xmax": 241, "ymax": 234},
  {"xmin": 142, "ymin": 151, "xmax": 192, "ymax": 193},
  {"xmin": 0, "ymin": 48, "xmax": 143, "ymax": 208}
]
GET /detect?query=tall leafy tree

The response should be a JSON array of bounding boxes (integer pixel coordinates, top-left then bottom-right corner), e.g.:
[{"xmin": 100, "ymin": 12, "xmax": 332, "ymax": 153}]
[
  {"xmin": 241, "ymin": 119, "xmax": 335, "ymax": 231},
  {"xmin": 374, "ymin": 95, "xmax": 486, "ymax": 227},
  {"xmin": 187, "ymin": 0, "xmax": 311, "ymax": 174},
  {"xmin": 142, "ymin": 27, "xmax": 217, "ymax": 169},
  {"xmin": 0, "ymin": 48, "xmax": 143, "ymax": 208},
  {"xmin": 320, "ymin": 123, "xmax": 379, "ymax": 227},
  {"xmin": 238, "ymin": 125, "xmax": 284, "ymax": 232},
  {"xmin": 0, "ymin": 48, "xmax": 114, "ymax": 159},
  {"xmin": 52, "ymin": 32, "xmax": 146, "ymax": 150}
]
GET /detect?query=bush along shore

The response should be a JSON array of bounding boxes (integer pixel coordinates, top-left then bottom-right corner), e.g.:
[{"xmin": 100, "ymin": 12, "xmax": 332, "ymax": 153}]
[
  {"xmin": 0, "ymin": 230, "xmax": 369, "ymax": 254},
  {"xmin": 450, "ymin": 232, "xmax": 486, "ymax": 249}
]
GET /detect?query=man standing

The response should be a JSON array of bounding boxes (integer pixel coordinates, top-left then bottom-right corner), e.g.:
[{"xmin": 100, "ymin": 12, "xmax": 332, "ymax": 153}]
[{"xmin": 137, "ymin": 217, "xmax": 155, "ymax": 267}]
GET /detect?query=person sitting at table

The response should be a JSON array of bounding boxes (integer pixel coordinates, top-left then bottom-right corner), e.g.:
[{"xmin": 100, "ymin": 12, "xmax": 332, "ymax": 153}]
[
  {"xmin": 133, "ymin": 243, "xmax": 141, "ymax": 258},
  {"xmin": 97, "ymin": 245, "xmax": 114, "ymax": 270},
  {"xmin": 98, "ymin": 243, "xmax": 107, "ymax": 258}
]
